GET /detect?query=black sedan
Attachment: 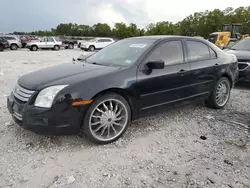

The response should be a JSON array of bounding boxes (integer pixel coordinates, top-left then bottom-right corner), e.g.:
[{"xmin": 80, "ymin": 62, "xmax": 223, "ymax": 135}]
[
  {"xmin": 7, "ymin": 36, "xmax": 238, "ymax": 144},
  {"xmin": 224, "ymin": 37, "xmax": 250, "ymax": 81}
]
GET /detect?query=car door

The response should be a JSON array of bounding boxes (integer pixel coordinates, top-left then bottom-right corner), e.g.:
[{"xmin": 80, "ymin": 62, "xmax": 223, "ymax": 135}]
[
  {"xmin": 184, "ymin": 40, "xmax": 219, "ymax": 97},
  {"xmin": 103, "ymin": 39, "xmax": 113, "ymax": 48},
  {"xmin": 39, "ymin": 38, "xmax": 47, "ymax": 48},
  {"xmin": 136, "ymin": 39, "xmax": 193, "ymax": 112},
  {"xmin": 96, "ymin": 39, "xmax": 105, "ymax": 49},
  {"xmin": 47, "ymin": 37, "xmax": 55, "ymax": 48}
]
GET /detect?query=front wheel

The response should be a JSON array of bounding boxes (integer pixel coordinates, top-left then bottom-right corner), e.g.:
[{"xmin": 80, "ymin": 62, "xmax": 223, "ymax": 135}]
[
  {"xmin": 68, "ymin": 43, "xmax": 74, "ymax": 49},
  {"xmin": 31, "ymin": 45, "xmax": 38, "ymax": 51},
  {"xmin": 10, "ymin": 44, "xmax": 18, "ymax": 50},
  {"xmin": 205, "ymin": 77, "xmax": 231, "ymax": 109},
  {"xmin": 53, "ymin": 45, "xmax": 60, "ymax": 51},
  {"xmin": 82, "ymin": 93, "xmax": 131, "ymax": 144},
  {"xmin": 89, "ymin": 45, "xmax": 95, "ymax": 51}
]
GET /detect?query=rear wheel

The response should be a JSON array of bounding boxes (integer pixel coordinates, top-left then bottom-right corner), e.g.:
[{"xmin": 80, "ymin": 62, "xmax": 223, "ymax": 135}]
[
  {"xmin": 54, "ymin": 45, "xmax": 60, "ymax": 51},
  {"xmin": 82, "ymin": 93, "xmax": 131, "ymax": 144},
  {"xmin": 205, "ymin": 77, "xmax": 231, "ymax": 109},
  {"xmin": 10, "ymin": 44, "xmax": 18, "ymax": 50}
]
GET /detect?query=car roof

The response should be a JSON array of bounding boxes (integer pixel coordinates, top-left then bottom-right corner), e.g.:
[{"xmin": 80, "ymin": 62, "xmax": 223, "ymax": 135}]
[
  {"xmin": 130, "ymin": 35, "xmax": 203, "ymax": 40},
  {"xmin": 95, "ymin": 37, "xmax": 113, "ymax": 40},
  {"xmin": 2, "ymin": 35, "xmax": 17, "ymax": 38}
]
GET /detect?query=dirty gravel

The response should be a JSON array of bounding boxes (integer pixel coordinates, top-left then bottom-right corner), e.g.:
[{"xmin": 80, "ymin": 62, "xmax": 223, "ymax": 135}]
[{"xmin": 0, "ymin": 49, "xmax": 250, "ymax": 188}]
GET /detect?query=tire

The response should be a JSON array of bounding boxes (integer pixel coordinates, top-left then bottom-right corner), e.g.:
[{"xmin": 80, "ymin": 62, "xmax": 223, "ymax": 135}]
[
  {"xmin": 0, "ymin": 44, "xmax": 4, "ymax": 52},
  {"xmin": 89, "ymin": 45, "xmax": 95, "ymax": 51},
  {"xmin": 82, "ymin": 93, "xmax": 131, "ymax": 144},
  {"xmin": 205, "ymin": 77, "xmax": 231, "ymax": 109},
  {"xmin": 68, "ymin": 43, "xmax": 74, "ymax": 49},
  {"xmin": 53, "ymin": 45, "xmax": 60, "ymax": 51},
  {"xmin": 10, "ymin": 44, "xmax": 18, "ymax": 50},
  {"xmin": 31, "ymin": 45, "xmax": 38, "ymax": 51}
]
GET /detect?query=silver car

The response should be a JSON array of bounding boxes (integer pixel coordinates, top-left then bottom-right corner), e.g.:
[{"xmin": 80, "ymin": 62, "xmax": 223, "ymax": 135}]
[
  {"xmin": 2, "ymin": 35, "xmax": 22, "ymax": 50},
  {"xmin": 26, "ymin": 37, "xmax": 63, "ymax": 51}
]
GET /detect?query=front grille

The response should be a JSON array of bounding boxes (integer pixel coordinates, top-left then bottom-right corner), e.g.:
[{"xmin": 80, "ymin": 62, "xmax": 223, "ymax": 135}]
[
  {"xmin": 208, "ymin": 34, "xmax": 218, "ymax": 44},
  {"xmin": 238, "ymin": 59, "xmax": 250, "ymax": 62},
  {"xmin": 13, "ymin": 84, "xmax": 35, "ymax": 102},
  {"xmin": 238, "ymin": 62, "xmax": 250, "ymax": 71}
]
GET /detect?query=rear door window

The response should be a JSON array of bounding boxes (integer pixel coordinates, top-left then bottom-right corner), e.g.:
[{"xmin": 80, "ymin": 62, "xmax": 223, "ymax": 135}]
[
  {"xmin": 186, "ymin": 40, "xmax": 216, "ymax": 62},
  {"xmin": 103, "ymin": 39, "xmax": 112, "ymax": 42},
  {"xmin": 97, "ymin": 39, "xmax": 106, "ymax": 42}
]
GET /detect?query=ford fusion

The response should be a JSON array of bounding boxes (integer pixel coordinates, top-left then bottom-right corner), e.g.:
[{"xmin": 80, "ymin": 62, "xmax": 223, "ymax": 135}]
[
  {"xmin": 224, "ymin": 37, "xmax": 250, "ymax": 81},
  {"xmin": 7, "ymin": 36, "xmax": 238, "ymax": 144}
]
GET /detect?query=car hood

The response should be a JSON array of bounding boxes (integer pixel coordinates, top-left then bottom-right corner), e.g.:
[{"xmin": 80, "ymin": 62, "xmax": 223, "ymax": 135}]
[
  {"xmin": 18, "ymin": 62, "xmax": 120, "ymax": 90},
  {"xmin": 81, "ymin": 42, "xmax": 90, "ymax": 45},
  {"xmin": 26, "ymin": 41, "xmax": 39, "ymax": 45},
  {"xmin": 7, "ymin": 40, "xmax": 19, "ymax": 43},
  {"xmin": 224, "ymin": 49, "xmax": 250, "ymax": 60}
]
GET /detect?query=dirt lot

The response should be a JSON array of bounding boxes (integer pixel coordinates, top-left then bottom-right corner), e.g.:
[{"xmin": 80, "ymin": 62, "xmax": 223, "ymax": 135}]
[{"xmin": 0, "ymin": 49, "xmax": 250, "ymax": 188}]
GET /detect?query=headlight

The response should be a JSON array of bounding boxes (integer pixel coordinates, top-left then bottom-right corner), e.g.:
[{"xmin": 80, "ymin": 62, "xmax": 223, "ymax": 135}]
[{"xmin": 34, "ymin": 85, "xmax": 68, "ymax": 108}]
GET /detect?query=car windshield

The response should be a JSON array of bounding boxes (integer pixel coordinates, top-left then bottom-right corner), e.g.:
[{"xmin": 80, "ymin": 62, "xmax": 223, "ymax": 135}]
[
  {"xmin": 86, "ymin": 38, "xmax": 155, "ymax": 66},
  {"xmin": 230, "ymin": 38, "xmax": 250, "ymax": 51},
  {"xmin": 88, "ymin": 38, "xmax": 97, "ymax": 42},
  {"xmin": 54, "ymin": 37, "xmax": 61, "ymax": 42},
  {"xmin": 4, "ymin": 36, "xmax": 15, "ymax": 40}
]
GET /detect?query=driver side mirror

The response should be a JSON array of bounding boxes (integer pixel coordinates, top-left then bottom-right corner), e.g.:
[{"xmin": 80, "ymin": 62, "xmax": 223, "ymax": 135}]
[{"xmin": 146, "ymin": 60, "xmax": 164, "ymax": 69}]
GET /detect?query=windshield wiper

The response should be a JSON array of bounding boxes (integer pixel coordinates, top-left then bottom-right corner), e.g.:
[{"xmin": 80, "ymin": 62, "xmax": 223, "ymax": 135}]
[
  {"xmin": 87, "ymin": 61, "xmax": 107, "ymax": 66},
  {"xmin": 230, "ymin": 48, "xmax": 250, "ymax": 51}
]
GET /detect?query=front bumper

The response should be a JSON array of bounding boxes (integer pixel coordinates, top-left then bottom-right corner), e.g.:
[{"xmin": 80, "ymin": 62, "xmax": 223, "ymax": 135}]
[
  {"xmin": 7, "ymin": 92, "xmax": 86, "ymax": 135},
  {"xmin": 238, "ymin": 62, "xmax": 250, "ymax": 81},
  {"xmin": 81, "ymin": 47, "xmax": 89, "ymax": 51}
]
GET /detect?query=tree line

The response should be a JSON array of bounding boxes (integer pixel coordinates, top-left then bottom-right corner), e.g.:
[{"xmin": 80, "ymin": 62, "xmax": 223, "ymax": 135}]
[{"xmin": 14, "ymin": 6, "xmax": 250, "ymax": 39}]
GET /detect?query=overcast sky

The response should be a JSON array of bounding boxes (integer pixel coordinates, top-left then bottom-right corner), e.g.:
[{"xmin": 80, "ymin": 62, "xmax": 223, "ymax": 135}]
[{"xmin": 1, "ymin": 0, "xmax": 250, "ymax": 32}]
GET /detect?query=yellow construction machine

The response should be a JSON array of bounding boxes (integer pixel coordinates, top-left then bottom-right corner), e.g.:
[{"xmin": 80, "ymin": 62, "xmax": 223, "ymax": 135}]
[{"xmin": 208, "ymin": 24, "xmax": 249, "ymax": 48}]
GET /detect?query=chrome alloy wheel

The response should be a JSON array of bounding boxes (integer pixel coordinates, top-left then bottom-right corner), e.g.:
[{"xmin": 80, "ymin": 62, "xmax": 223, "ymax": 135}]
[
  {"xmin": 215, "ymin": 79, "xmax": 230, "ymax": 107},
  {"xmin": 89, "ymin": 99, "xmax": 128, "ymax": 142}
]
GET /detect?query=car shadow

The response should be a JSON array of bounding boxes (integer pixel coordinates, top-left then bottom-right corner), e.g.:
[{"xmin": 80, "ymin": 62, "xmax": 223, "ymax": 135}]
[
  {"xmin": 10, "ymin": 101, "xmax": 205, "ymax": 150},
  {"xmin": 235, "ymin": 81, "xmax": 250, "ymax": 90}
]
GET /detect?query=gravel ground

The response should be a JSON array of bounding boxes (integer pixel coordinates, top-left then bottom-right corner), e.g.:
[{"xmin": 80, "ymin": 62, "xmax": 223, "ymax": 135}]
[{"xmin": 0, "ymin": 49, "xmax": 250, "ymax": 188}]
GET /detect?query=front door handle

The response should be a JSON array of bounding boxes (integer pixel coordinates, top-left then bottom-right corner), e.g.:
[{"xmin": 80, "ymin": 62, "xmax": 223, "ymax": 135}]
[
  {"xmin": 178, "ymin": 69, "xmax": 187, "ymax": 76},
  {"xmin": 215, "ymin": 63, "xmax": 219, "ymax": 69}
]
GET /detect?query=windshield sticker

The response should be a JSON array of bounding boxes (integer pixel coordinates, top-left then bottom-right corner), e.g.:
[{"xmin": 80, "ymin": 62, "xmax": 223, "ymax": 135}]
[
  {"xmin": 129, "ymin": 44, "xmax": 147, "ymax": 48},
  {"xmin": 125, "ymin": 60, "xmax": 132, "ymax": 64}
]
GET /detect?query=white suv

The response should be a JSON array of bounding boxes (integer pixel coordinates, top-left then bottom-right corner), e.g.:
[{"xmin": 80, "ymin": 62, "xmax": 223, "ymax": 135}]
[
  {"xmin": 26, "ymin": 37, "xmax": 63, "ymax": 51},
  {"xmin": 80, "ymin": 38, "xmax": 114, "ymax": 51}
]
